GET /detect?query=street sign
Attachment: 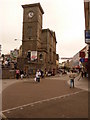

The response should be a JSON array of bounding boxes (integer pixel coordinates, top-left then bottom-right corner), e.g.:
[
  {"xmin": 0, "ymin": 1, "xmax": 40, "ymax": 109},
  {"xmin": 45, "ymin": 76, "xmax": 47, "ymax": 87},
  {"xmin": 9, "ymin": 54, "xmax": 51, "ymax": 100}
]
[
  {"xmin": 31, "ymin": 51, "xmax": 37, "ymax": 61},
  {"xmin": 85, "ymin": 30, "xmax": 90, "ymax": 44}
]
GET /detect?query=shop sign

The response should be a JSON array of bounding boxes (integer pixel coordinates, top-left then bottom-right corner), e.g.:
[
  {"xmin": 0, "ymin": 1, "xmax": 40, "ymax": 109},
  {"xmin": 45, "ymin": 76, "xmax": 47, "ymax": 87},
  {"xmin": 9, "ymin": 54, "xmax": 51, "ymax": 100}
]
[
  {"xmin": 31, "ymin": 51, "xmax": 37, "ymax": 61},
  {"xmin": 85, "ymin": 30, "xmax": 90, "ymax": 44}
]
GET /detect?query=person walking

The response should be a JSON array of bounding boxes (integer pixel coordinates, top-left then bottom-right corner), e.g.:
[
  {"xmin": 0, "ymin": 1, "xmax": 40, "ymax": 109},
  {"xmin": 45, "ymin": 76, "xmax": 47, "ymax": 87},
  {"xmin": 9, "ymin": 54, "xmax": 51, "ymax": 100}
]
[
  {"xmin": 36, "ymin": 69, "xmax": 41, "ymax": 82},
  {"xmin": 20, "ymin": 69, "xmax": 24, "ymax": 80},
  {"xmin": 81, "ymin": 69, "xmax": 84, "ymax": 78},
  {"xmin": 16, "ymin": 68, "xmax": 20, "ymax": 79},
  {"xmin": 69, "ymin": 70, "xmax": 76, "ymax": 88},
  {"xmin": 40, "ymin": 70, "xmax": 44, "ymax": 78}
]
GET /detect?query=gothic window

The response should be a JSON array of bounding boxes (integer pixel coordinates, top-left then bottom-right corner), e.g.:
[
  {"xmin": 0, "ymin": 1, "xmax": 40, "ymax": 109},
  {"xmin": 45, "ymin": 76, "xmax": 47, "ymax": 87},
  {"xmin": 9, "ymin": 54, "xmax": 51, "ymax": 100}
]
[
  {"xmin": 28, "ymin": 27, "xmax": 32, "ymax": 37},
  {"xmin": 50, "ymin": 48, "xmax": 51, "ymax": 61},
  {"xmin": 39, "ymin": 53, "xmax": 43, "ymax": 60},
  {"xmin": 27, "ymin": 50, "xmax": 31, "ymax": 61}
]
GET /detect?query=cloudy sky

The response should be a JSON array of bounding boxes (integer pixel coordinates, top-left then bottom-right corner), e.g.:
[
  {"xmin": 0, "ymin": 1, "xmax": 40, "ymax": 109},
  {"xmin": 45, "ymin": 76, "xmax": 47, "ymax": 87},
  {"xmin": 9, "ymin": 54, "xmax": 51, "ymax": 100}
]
[{"xmin": 0, "ymin": 0, "xmax": 86, "ymax": 62}]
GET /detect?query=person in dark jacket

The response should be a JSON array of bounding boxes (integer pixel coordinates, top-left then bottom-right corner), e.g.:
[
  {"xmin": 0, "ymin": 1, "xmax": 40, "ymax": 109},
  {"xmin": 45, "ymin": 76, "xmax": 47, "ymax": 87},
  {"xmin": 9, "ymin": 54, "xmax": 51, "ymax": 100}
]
[{"xmin": 20, "ymin": 69, "xmax": 24, "ymax": 80}]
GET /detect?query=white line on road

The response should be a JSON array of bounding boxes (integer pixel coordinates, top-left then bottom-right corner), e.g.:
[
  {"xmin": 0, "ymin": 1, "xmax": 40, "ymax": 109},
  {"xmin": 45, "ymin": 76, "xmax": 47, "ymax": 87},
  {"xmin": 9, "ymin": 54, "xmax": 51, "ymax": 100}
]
[
  {"xmin": 2, "ymin": 90, "xmax": 85, "ymax": 113},
  {"xmin": 0, "ymin": 112, "xmax": 8, "ymax": 119},
  {"xmin": 20, "ymin": 107, "xmax": 23, "ymax": 110}
]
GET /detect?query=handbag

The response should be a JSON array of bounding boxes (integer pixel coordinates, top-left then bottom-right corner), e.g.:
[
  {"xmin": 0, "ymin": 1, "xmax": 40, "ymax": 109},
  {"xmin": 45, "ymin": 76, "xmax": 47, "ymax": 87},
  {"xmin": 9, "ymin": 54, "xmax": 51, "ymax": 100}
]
[{"xmin": 34, "ymin": 77, "xmax": 36, "ymax": 81}]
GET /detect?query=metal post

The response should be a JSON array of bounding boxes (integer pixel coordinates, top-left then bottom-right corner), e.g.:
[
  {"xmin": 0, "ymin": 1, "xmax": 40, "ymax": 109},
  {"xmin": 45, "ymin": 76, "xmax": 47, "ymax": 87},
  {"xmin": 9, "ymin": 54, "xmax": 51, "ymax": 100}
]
[{"xmin": 88, "ymin": 45, "xmax": 90, "ymax": 79}]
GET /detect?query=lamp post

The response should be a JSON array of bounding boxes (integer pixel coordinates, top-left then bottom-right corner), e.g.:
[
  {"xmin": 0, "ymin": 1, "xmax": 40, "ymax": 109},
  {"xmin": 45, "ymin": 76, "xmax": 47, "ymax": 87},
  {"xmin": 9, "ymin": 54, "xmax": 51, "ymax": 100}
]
[
  {"xmin": 14, "ymin": 39, "xmax": 22, "ymax": 51},
  {"xmin": 14, "ymin": 38, "xmax": 23, "ymax": 56},
  {"xmin": 14, "ymin": 38, "xmax": 22, "ymax": 43}
]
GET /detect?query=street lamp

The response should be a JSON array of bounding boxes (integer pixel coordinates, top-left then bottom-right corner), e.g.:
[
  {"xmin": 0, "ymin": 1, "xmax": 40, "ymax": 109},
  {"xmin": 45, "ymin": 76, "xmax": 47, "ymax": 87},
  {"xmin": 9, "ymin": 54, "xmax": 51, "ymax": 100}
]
[
  {"xmin": 14, "ymin": 38, "xmax": 22, "ymax": 49},
  {"xmin": 14, "ymin": 39, "xmax": 22, "ymax": 41}
]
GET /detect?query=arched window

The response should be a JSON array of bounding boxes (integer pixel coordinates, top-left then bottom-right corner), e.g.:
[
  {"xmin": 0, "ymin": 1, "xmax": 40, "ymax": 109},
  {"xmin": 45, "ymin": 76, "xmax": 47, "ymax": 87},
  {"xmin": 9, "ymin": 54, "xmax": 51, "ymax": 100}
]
[{"xmin": 39, "ymin": 54, "xmax": 43, "ymax": 60}]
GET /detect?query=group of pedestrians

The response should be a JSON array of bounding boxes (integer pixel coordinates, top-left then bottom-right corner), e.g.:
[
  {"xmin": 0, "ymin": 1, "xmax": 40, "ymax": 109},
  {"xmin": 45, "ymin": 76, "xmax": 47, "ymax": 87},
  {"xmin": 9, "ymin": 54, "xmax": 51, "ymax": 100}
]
[
  {"xmin": 15, "ymin": 68, "xmax": 42, "ymax": 83},
  {"xmin": 15, "ymin": 69, "xmax": 24, "ymax": 80},
  {"xmin": 16, "ymin": 67, "xmax": 86, "ymax": 87},
  {"xmin": 81, "ymin": 68, "xmax": 88, "ymax": 78}
]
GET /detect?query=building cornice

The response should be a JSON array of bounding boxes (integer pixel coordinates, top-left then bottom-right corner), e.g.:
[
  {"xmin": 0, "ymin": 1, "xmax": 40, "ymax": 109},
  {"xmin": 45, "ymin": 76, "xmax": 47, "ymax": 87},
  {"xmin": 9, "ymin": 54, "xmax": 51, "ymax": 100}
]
[{"xmin": 22, "ymin": 3, "xmax": 44, "ymax": 14}]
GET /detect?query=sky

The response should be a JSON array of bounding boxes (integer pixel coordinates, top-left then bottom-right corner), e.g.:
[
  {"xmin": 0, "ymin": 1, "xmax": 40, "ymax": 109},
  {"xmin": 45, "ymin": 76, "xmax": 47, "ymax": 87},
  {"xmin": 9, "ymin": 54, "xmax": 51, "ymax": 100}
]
[{"xmin": 0, "ymin": 0, "xmax": 86, "ymax": 62}]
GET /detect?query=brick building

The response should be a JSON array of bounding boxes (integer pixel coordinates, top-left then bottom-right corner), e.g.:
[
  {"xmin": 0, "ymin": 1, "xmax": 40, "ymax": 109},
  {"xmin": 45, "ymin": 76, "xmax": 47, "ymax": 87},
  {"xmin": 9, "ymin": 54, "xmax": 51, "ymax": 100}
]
[
  {"xmin": 17, "ymin": 3, "xmax": 59, "ymax": 75},
  {"xmin": 84, "ymin": 1, "xmax": 90, "ymax": 30}
]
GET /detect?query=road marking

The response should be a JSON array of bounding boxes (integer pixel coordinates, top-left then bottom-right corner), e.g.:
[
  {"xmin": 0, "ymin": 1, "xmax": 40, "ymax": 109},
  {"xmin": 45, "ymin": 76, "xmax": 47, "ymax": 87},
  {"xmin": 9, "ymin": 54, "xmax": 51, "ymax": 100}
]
[
  {"xmin": 30, "ymin": 104, "xmax": 34, "ymax": 107},
  {"xmin": 2, "ymin": 90, "xmax": 85, "ymax": 113},
  {"xmin": 20, "ymin": 107, "xmax": 23, "ymax": 110},
  {"xmin": 7, "ymin": 111, "xmax": 10, "ymax": 114},
  {"xmin": 0, "ymin": 112, "xmax": 7, "ymax": 119}
]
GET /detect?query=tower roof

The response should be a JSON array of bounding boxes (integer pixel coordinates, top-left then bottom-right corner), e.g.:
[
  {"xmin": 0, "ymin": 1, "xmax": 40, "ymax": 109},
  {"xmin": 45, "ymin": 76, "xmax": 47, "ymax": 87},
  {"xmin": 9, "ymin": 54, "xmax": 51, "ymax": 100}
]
[{"xmin": 22, "ymin": 3, "xmax": 44, "ymax": 14}]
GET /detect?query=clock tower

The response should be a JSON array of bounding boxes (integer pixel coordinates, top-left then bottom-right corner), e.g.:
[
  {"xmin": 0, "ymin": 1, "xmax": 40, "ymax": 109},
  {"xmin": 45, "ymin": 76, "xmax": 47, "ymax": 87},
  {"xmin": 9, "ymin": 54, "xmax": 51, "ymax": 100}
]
[{"xmin": 22, "ymin": 3, "xmax": 44, "ymax": 57}]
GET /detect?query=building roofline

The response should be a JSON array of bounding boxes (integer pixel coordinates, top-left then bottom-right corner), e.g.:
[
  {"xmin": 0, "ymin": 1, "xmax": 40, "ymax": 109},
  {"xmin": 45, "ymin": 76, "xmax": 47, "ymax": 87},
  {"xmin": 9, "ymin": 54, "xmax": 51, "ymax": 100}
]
[
  {"xmin": 22, "ymin": 3, "xmax": 44, "ymax": 14},
  {"xmin": 80, "ymin": 45, "xmax": 87, "ymax": 52},
  {"xmin": 42, "ymin": 28, "xmax": 57, "ymax": 43}
]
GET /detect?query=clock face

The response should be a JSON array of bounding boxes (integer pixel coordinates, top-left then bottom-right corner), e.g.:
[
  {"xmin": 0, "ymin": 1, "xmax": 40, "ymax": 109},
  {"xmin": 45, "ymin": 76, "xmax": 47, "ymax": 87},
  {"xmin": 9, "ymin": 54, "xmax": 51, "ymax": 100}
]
[{"xmin": 28, "ymin": 11, "xmax": 34, "ymax": 18}]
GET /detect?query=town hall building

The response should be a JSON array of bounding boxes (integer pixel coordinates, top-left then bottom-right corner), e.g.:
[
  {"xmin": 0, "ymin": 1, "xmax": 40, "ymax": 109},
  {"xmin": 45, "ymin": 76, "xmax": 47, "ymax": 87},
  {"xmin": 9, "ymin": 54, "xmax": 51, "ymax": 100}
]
[{"xmin": 17, "ymin": 3, "xmax": 59, "ymax": 75}]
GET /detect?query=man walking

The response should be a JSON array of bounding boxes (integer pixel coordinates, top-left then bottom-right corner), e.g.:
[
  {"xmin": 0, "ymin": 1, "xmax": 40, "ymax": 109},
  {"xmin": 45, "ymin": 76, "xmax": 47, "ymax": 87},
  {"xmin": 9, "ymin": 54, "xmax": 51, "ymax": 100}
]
[
  {"xmin": 36, "ymin": 69, "xmax": 41, "ymax": 82},
  {"xmin": 69, "ymin": 70, "xmax": 76, "ymax": 88}
]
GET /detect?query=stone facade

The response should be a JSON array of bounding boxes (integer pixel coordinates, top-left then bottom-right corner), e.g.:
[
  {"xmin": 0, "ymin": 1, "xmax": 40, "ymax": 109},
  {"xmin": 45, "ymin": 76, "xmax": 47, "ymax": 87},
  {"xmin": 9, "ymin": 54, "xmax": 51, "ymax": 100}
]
[
  {"xmin": 22, "ymin": 3, "xmax": 44, "ymax": 56},
  {"xmin": 84, "ymin": 2, "xmax": 89, "ymax": 30},
  {"xmin": 17, "ymin": 3, "xmax": 58, "ymax": 75},
  {"xmin": 2, "ymin": 68, "xmax": 15, "ymax": 79}
]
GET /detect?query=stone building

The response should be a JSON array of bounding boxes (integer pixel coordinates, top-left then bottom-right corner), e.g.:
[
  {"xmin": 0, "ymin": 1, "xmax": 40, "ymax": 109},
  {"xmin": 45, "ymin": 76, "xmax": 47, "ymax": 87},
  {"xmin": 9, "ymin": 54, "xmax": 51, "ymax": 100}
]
[
  {"xmin": 84, "ymin": 1, "xmax": 90, "ymax": 30},
  {"xmin": 17, "ymin": 3, "xmax": 58, "ymax": 75}
]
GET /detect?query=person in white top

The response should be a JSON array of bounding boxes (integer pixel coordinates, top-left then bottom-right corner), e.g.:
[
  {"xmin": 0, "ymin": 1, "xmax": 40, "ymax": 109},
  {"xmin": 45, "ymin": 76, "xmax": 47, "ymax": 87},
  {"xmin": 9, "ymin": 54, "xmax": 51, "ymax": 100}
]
[
  {"xmin": 69, "ymin": 70, "xmax": 77, "ymax": 88},
  {"xmin": 36, "ymin": 69, "xmax": 41, "ymax": 82}
]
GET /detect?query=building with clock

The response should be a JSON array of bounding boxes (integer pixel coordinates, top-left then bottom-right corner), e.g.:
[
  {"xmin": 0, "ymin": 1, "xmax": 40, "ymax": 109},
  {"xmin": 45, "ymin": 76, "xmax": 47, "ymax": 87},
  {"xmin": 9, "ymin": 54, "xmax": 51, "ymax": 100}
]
[{"xmin": 17, "ymin": 3, "xmax": 59, "ymax": 75}]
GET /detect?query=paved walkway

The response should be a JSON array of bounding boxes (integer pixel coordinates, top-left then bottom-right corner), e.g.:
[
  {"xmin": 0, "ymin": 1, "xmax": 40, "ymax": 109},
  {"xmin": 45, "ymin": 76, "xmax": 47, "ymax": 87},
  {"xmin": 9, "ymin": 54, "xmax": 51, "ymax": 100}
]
[
  {"xmin": 2, "ymin": 74, "xmax": 88, "ymax": 119},
  {"xmin": 52, "ymin": 73, "xmax": 89, "ymax": 91},
  {"xmin": 1, "ymin": 73, "xmax": 89, "ymax": 92},
  {"xmin": 1, "ymin": 79, "xmax": 21, "ymax": 92},
  {"xmin": 74, "ymin": 75, "xmax": 88, "ymax": 91}
]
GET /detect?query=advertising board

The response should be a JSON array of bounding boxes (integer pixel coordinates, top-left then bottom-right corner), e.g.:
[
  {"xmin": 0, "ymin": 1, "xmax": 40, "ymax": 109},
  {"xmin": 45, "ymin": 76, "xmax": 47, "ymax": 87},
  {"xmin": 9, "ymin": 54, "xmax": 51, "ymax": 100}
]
[{"xmin": 85, "ymin": 30, "xmax": 90, "ymax": 44}]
